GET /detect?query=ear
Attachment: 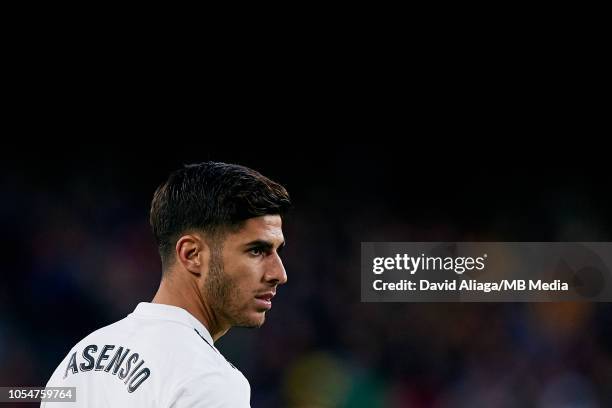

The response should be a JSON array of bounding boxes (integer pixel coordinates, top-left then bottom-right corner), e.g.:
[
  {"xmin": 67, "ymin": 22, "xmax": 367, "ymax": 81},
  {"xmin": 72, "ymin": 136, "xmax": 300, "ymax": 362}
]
[{"xmin": 175, "ymin": 233, "xmax": 210, "ymax": 277}]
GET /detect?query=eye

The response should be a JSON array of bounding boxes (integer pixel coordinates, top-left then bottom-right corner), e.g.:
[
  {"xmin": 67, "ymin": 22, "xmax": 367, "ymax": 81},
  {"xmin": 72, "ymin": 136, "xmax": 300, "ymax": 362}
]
[{"xmin": 248, "ymin": 248, "xmax": 264, "ymax": 257}]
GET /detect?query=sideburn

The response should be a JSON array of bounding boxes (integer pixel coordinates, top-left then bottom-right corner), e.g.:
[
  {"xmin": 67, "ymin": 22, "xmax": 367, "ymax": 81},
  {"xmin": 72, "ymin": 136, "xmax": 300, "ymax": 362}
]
[{"xmin": 203, "ymin": 242, "xmax": 237, "ymax": 322}]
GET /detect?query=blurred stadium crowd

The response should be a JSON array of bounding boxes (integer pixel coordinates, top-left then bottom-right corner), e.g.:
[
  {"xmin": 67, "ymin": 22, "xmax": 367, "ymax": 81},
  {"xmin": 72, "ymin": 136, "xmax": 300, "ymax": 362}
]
[{"xmin": 1, "ymin": 148, "xmax": 611, "ymax": 407}]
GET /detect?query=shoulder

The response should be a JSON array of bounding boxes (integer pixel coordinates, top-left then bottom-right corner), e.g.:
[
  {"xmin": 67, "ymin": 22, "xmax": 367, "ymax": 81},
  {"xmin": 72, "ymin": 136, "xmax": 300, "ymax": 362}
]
[
  {"xmin": 166, "ymin": 368, "xmax": 251, "ymax": 408},
  {"xmin": 47, "ymin": 315, "xmax": 220, "ymax": 383}
]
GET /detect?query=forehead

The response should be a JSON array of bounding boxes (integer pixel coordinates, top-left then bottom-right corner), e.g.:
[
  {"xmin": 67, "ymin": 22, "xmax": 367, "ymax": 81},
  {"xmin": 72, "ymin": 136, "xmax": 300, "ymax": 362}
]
[{"xmin": 225, "ymin": 215, "xmax": 284, "ymax": 245}]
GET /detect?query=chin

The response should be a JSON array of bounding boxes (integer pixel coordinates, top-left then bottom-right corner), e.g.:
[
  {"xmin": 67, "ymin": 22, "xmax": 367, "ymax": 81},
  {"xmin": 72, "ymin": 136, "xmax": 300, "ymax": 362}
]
[{"xmin": 235, "ymin": 312, "xmax": 266, "ymax": 329}]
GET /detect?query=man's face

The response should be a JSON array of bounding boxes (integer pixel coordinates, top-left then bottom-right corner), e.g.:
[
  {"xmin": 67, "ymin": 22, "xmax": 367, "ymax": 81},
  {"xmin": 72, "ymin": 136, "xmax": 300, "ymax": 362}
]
[{"xmin": 203, "ymin": 214, "xmax": 287, "ymax": 328}]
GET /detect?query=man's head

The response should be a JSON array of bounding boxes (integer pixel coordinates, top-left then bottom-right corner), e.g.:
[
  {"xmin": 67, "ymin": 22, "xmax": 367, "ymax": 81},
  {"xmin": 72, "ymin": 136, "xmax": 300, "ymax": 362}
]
[{"xmin": 150, "ymin": 162, "xmax": 291, "ymax": 329}]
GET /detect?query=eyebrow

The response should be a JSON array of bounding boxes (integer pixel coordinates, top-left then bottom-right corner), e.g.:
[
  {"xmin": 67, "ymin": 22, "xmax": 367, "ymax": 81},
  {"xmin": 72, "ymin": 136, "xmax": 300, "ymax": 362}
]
[{"xmin": 243, "ymin": 239, "xmax": 286, "ymax": 252}]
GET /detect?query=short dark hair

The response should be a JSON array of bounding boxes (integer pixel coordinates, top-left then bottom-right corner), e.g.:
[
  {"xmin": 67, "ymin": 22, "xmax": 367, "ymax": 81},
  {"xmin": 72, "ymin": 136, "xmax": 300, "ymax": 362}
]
[{"xmin": 150, "ymin": 162, "xmax": 291, "ymax": 268}]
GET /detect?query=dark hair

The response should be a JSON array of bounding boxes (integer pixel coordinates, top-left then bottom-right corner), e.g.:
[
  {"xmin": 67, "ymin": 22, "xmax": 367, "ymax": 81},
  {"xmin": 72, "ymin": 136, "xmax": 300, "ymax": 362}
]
[{"xmin": 150, "ymin": 162, "xmax": 291, "ymax": 268}]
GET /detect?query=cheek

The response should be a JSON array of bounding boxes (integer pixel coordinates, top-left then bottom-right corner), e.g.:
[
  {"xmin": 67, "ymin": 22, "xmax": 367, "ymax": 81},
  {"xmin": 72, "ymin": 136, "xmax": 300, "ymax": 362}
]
[
  {"xmin": 227, "ymin": 266, "xmax": 262, "ymax": 298},
  {"xmin": 226, "ymin": 258, "xmax": 262, "ymax": 281},
  {"xmin": 224, "ymin": 261, "xmax": 248, "ymax": 281}
]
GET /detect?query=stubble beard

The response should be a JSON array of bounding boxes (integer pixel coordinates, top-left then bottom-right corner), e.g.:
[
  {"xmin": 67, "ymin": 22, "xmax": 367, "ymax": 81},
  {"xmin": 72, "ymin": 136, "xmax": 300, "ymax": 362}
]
[{"xmin": 204, "ymin": 251, "xmax": 265, "ymax": 329}]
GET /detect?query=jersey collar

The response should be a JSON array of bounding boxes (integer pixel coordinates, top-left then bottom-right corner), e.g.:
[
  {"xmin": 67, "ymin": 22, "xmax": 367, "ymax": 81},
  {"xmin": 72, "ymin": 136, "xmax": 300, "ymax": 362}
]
[{"xmin": 131, "ymin": 302, "xmax": 216, "ymax": 346}]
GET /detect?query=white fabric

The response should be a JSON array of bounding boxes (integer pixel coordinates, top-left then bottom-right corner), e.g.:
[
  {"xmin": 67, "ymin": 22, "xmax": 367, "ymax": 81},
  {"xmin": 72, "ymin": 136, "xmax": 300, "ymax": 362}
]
[{"xmin": 42, "ymin": 302, "xmax": 250, "ymax": 407}]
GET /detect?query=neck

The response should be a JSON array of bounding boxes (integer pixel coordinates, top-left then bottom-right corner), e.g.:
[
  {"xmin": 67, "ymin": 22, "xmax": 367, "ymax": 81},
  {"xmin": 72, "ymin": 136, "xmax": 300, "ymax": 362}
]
[{"xmin": 151, "ymin": 272, "xmax": 230, "ymax": 342}]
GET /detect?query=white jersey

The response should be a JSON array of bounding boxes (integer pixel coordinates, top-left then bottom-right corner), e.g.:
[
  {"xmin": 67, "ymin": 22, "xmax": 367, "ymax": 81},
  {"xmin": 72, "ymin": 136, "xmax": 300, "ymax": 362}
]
[{"xmin": 42, "ymin": 302, "xmax": 251, "ymax": 407}]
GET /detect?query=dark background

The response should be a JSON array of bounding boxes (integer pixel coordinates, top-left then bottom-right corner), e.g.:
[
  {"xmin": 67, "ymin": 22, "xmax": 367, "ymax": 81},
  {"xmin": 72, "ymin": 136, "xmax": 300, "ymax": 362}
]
[
  {"xmin": 1, "ymin": 140, "xmax": 611, "ymax": 407},
  {"xmin": 1, "ymin": 14, "xmax": 608, "ymax": 406}
]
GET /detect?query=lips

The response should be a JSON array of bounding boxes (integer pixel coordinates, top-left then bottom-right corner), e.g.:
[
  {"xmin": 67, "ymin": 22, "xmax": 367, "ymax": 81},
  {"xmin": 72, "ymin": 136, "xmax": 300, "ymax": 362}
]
[
  {"xmin": 254, "ymin": 292, "xmax": 275, "ymax": 310},
  {"xmin": 255, "ymin": 292, "xmax": 275, "ymax": 302}
]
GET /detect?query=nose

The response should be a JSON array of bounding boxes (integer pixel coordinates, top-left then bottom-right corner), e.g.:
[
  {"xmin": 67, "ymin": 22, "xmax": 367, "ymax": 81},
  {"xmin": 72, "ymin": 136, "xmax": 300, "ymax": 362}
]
[{"xmin": 265, "ymin": 253, "xmax": 287, "ymax": 285}]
